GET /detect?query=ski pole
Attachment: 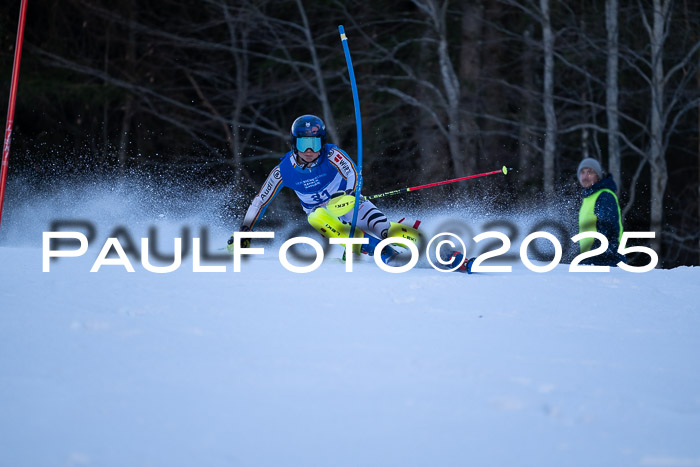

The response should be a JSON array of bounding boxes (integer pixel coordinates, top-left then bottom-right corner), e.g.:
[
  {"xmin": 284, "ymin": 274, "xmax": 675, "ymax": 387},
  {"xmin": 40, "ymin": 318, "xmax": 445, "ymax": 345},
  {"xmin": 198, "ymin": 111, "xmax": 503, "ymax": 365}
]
[
  {"xmin": 366, "ymin": 166, "xmax": 510, "ymax": 201},
  {"xmin": 327, "ymin": 166, "xmax": 511, "ymax": 216}
]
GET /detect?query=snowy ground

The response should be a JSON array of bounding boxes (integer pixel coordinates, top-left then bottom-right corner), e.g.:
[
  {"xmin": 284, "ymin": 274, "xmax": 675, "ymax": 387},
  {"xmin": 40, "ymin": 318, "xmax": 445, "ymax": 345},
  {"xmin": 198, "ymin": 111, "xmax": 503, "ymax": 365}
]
[{"xmin": 1, "ymin": 181, "xmax": 699, "ymax": 467}]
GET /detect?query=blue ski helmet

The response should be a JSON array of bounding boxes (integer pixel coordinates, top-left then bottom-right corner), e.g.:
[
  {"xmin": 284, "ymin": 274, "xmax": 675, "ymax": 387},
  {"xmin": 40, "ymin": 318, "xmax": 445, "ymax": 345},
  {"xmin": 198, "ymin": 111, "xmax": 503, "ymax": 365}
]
[{"xmin": 290, "ymin": 115, "xmax": 326, "ymax": 154}]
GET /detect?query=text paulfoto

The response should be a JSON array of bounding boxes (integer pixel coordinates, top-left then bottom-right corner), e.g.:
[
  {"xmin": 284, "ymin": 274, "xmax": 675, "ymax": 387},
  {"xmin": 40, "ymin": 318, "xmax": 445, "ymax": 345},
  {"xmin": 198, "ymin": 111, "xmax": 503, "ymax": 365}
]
[{"xmin": 42, "ymin": 230, "xmax": 658, "ymax": 274}]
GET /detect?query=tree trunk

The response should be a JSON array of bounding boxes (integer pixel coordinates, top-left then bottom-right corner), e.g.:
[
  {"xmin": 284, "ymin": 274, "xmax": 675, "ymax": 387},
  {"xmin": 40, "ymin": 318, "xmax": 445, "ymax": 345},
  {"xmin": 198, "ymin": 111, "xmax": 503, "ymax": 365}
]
[
  {"xmin": 518, "ymin": 25, "xmax": 538, "ymax": 193},
  {"xmin": 696, "ymin": 50, "xmax": 700, "ymax": 264},
  {"xmin": 430, "ymin": 1, "xmax": 465, "ymax": 177},
  {"xmin": 480, "ymin": 2, "xmax": 507, "ymax": 176},
  {"xmin": 296, "ymin": 0, "xmax": 339, "ymax": 146},
  {"xmin": 458, "ymin": 0, "xmax": 483, "ymax": 177},
  {"xmin": 606, "ymin": 0, "xmax": 621, "ymax": 188},
  {"xmin": 118, "ymin": 3, "xmax": 136, "ymax": 176},
  {"xmin": 416, "ymin": 38, "xmax": 447, "ymax": 185},
  {"xmin": 412, "ymin": 0, "xmax": 465, "ymax": 176},
  {"xmin": 648, "ymin": 0, "xmax": 671, "ymax": 260},
  {"xmin": 540, "ymin": 0, "xmax": 557, "ymax": 193},
  {"xmin": 223, "ymin": 3, "xmax": 249, "ymax": 183}
]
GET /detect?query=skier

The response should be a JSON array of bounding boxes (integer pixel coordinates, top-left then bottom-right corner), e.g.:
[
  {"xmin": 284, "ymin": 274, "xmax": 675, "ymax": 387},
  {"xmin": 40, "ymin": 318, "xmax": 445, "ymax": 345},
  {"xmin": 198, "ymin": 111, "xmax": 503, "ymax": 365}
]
[
  {"xmin": 576, "ymin": 157, "xmax": 627, "ymax": 266},
  {"xmin": 228, "ymin": 114, "xmax": 401, "ymax": 264}
]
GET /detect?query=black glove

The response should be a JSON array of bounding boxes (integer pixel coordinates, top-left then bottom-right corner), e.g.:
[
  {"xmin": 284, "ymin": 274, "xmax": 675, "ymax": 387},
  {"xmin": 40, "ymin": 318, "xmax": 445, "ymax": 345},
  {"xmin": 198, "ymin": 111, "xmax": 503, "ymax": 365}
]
[{"xmin": 227, "ymin": 226, "xmax": 251, "ymax": 253}]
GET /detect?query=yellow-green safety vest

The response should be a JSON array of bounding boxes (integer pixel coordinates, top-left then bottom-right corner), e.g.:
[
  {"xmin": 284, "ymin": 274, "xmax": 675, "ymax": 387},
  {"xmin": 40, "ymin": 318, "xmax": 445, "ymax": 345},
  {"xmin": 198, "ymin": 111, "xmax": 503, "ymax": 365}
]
[{"xmin": 578, "ymin": 188, "xmax": 623, "ymax": 253}]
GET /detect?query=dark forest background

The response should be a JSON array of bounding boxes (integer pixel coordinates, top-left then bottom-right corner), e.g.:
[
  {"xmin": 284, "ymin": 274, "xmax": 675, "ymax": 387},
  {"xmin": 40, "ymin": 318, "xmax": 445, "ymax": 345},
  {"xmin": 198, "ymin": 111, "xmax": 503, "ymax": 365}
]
[{"xmin": 1, "ymin": 0, "xmax": 699, "ymax": 267}]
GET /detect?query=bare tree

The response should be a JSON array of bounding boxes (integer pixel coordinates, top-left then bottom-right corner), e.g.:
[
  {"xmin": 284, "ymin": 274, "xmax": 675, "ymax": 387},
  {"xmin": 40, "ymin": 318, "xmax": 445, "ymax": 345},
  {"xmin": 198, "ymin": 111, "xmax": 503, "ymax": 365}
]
[
  {"xmin": 458, "ymin": 0, "xmax": 483, "ymax": 177},
  {"xmin": 294, "ymin": 0, "xmax": 340, "ymax": 145},
  {"xmin": 411, "ymin": 0, "xmax": 468, "ymax": 177},
  {"xmin": 517, "ymin": 24, "xmax": 540, "ymax": 191},
  {"xmin": 638, "ymin": 0, "xmax": 700, "ymax": 256},
  {"xmin": 497, "ymin": 0, "xmax": 558, "ymax": 192},
  {"xmin": 682, "ymin": 0, "xmax": 700, "ymax": 264},
  {"xmin": 339, "ymin": 0, "xmax": 478, "ymax": 182},
  {"xmin": 645, "ymin": 0, "xmax": 671, "ymax": 254},
  {"xmin": 606, "ymin": 0, "xmax": 621, "ymax": 187},
  {"xmin": 540, "ymin": 0, "xmax": 557, "ymax": 193}
]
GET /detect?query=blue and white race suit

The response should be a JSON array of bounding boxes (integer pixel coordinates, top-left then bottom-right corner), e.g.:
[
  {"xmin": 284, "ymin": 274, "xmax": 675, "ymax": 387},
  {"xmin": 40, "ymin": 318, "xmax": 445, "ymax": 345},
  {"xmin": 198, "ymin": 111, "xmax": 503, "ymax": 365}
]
[{"xmin": 241, "ymin": 144, "xmax": 390, "ymax": 239}]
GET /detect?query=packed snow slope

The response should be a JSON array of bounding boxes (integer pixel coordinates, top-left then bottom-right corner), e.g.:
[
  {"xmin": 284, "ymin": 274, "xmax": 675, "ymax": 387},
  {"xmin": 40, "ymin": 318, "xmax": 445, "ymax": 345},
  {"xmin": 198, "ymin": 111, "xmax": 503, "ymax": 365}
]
[{"xmin": 1, "ymin": 178, "xmax": 699, "ymax": 467}]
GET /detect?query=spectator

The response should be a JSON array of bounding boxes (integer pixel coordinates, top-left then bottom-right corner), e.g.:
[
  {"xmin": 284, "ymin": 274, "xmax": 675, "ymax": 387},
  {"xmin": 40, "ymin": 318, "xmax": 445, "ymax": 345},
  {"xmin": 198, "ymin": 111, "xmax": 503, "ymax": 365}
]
[{"xmin": 577, "ymin": 158, "xmax": 627, "ymax": 266}]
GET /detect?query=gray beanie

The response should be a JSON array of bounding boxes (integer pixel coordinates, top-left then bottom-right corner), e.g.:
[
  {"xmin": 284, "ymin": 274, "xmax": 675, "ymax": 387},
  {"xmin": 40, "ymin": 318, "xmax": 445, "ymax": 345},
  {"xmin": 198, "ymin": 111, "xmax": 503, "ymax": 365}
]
[{"xmin": 577, "ymin": 158, "xmax": 603, "ymax": 179}]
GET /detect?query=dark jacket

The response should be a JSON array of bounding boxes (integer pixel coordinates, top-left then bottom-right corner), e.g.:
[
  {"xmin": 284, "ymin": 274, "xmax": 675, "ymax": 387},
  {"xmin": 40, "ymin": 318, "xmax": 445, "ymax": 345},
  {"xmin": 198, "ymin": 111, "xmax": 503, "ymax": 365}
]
[{"xmin": 579, "ymin": 175, "xmax": 627, "ymax": 266}]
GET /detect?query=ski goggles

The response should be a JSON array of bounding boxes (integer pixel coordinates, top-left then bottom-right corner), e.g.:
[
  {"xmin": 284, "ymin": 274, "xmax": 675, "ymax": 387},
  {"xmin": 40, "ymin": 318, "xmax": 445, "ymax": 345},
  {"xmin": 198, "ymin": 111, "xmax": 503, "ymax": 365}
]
[{"xmin": 296, "ymin": 136, "xmax": 322, "ymax": 152}]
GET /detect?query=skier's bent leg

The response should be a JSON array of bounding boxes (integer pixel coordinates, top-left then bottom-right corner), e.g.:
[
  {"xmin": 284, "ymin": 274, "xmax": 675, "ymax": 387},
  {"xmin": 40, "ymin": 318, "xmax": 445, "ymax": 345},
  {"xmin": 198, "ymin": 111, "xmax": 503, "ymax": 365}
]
[
  {"xmin": 340, "ymin": 200, "xmax": 391, "ymax": 240},
  {"xmin": 308, "ymin": 207, "xmax": 353, "ymax": 239},
  {"xmin": 308, "ymin": 206, "xmax": 367, "ymax": 255},
  {"xmin": 339, "ymin": 201, "xmax": 402, "ymax": 264}
]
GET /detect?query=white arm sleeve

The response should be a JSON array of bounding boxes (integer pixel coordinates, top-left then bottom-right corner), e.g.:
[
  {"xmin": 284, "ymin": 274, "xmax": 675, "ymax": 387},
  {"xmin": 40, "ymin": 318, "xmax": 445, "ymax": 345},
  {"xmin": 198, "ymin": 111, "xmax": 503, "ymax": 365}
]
[{"xmin": 241, "ymin": 166, "xmax": 284, "ymax": 230}]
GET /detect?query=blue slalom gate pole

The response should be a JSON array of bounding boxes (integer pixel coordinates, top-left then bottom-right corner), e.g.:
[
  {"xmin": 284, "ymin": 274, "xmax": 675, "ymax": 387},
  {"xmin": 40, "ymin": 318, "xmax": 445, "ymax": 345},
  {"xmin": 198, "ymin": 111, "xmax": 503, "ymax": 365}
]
[
  {"xmin": 338, "ymin": 25, "xmax": 363, "ymax": 239},
  {"xmin": 0, "ymin": 0, "xmax": 29, "ymax": 229}
]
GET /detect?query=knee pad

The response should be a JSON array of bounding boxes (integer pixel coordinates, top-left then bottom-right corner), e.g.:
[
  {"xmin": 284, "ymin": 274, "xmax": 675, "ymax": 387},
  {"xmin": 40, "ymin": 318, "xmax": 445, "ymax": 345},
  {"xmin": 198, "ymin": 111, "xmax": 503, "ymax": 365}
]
[
  {"xmin": 388, "ymin": 218, "xmax": 423, "ymax": 248},
  {"xmin": 325, "ymin": 191, "xmax": 356, "ymax": 217}
]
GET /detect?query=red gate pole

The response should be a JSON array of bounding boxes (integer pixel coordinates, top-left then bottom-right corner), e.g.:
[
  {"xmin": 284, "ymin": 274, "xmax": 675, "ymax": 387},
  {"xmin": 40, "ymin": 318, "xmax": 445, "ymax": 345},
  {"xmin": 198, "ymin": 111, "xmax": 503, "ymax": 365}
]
[{"xmin": 0, "ymin": 0, "xmax": 29, "ymax": 229}]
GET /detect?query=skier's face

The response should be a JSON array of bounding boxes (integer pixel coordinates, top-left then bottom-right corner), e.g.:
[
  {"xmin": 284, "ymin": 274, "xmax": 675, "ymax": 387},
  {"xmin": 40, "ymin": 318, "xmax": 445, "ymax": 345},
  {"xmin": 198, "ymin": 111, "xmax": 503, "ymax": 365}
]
[
  {"xmin": 298, "ymin": 148, "xmax": 320, "ymax": 164},
  {"xmin": 578, "ymin": 167, "xmax": 600, "ymax": 188}
]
